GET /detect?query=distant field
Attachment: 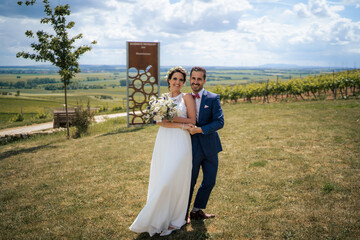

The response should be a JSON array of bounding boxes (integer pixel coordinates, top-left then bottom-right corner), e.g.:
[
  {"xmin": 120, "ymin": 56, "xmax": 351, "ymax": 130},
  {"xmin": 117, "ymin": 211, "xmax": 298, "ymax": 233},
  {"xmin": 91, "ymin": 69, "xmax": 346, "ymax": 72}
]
[
  {"xmin": 0, "ymin": 66, "xmax": 346, "ymax": 128},
  {"xmin": 1, "ymin": 67, "xmax": 336, "ymax": 85},
  {"xmin": 0, "ymin": 88, "xmax": 128, "ymax": 129},
  {"xmin": 0, "ymin": 72, "xmax": 127, "ymax": 82}
]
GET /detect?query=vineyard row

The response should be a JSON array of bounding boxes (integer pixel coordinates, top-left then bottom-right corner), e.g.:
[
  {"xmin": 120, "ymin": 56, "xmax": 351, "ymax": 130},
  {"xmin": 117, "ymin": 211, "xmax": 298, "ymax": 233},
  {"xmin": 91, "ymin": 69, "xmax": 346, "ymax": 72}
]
[{"xmin": 213, "ymin": 69, "xmax": 360, "ymax": 103}]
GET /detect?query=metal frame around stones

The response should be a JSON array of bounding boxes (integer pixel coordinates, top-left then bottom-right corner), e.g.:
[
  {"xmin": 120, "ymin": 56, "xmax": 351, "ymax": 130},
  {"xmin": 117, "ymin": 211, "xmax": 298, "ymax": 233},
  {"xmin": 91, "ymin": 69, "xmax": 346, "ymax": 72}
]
[{"xmin": 126, "ymin": 42, "xmax": 160, "ymax": 127}]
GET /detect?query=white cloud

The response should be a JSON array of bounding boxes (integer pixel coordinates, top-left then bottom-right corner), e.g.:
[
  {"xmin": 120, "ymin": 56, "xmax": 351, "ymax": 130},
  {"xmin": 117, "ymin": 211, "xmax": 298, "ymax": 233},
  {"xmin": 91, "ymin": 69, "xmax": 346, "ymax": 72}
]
[
  {"xmin": 293, "ymin": 0, "xmax": 344, "ymax": 18},
  {"xmin": 341, "ymin": 0, "xmax": 360, "ymax": 4},
  {"xmin": 127, "ymin": 0, "xmax": 252, "ymax": 34},
  {"xmin": 288, "ymin": 0, "xmax": 360, "ymax": 47},
  {"xmin": 293, "ymin": 3, "xmax": 311, "ymax": 18},
  {"xmin": 0, "ymin": 0, "xmax": 359, "ymax": 67}
]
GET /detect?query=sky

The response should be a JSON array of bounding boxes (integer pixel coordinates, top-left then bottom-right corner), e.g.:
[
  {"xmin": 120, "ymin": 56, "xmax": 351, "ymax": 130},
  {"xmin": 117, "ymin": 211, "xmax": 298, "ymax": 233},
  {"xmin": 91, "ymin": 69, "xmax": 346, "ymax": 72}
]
[{"xmin": 0, "ymin": 0, "xmax": 359, "ymax": 67}]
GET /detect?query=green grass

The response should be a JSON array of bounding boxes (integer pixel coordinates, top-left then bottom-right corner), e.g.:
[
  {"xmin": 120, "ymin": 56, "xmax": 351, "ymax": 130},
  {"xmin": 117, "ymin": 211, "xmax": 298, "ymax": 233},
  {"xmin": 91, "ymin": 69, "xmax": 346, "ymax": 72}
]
[{"xmin": 1, "ymin": 97, "xmax": 359, "ymax": 239}]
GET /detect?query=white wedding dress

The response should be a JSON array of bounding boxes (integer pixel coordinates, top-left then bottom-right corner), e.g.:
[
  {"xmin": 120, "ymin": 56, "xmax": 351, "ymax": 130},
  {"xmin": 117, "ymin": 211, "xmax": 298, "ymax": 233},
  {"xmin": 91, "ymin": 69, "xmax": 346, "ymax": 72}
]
[{"xmin": 129, "ymin": 93, "xmax": 192, "ymax": 237}]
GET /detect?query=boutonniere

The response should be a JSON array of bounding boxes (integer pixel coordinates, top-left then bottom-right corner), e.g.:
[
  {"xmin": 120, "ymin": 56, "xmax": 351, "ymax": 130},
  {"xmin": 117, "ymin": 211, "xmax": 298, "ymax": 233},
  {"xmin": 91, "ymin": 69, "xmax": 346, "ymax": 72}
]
[{"xmin": 204, "ymin": 105, "xmax": 209, "ymax": 108}]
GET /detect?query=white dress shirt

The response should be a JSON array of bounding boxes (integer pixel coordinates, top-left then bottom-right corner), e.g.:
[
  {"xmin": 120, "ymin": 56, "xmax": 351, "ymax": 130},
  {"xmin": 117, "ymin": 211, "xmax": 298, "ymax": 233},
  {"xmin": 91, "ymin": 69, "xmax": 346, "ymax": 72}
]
[{"xmin": 193, "ymin": 88, "xmax": 205, "ymax": 122}]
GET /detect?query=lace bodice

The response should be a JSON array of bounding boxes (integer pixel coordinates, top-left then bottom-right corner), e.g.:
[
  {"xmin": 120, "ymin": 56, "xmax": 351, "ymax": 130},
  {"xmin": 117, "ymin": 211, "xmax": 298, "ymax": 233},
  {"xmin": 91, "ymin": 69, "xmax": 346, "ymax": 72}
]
[{"xmin": 169, "ymin": 93, "xmax": 187, "ymax": 118}]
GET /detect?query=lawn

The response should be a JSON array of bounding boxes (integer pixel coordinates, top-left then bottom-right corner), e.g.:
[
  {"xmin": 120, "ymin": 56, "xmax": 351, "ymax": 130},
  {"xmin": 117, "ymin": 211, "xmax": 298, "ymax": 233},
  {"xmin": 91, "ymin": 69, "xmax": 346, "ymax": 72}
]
[{"xmin": 0, "ymin": 99, "xmax": 359, "ymax": 239}]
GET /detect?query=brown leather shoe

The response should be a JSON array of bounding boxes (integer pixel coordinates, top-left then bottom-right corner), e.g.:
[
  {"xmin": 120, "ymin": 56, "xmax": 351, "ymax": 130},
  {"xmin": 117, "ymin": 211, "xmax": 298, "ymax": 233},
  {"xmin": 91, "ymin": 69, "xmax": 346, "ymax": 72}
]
[{"xmin": 190, "ymin": 210, "xmax": 215, "ymax": 220}]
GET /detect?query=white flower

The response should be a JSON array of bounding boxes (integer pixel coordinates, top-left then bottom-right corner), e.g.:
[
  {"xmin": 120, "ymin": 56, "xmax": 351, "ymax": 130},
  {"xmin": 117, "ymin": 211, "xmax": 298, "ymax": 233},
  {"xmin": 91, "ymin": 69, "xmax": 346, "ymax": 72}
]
[
  {"xmin": 165, "ymin": 66, "xmax": 187, "ymax": 80},
  {"xmin": 145, "ymin": 95, "xmax": 178, "ymax": 123},
  {"xmin": 154, "ymin": 115, "xmax": 162, "ymax": 122}
]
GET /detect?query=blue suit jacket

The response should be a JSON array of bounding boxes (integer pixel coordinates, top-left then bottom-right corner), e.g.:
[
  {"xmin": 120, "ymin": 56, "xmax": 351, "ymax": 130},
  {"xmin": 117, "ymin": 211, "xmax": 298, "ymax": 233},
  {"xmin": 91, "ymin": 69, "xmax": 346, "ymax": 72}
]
[{"xmin": 191, "ymin": 90, "xmax": 224, "ymax": 157}]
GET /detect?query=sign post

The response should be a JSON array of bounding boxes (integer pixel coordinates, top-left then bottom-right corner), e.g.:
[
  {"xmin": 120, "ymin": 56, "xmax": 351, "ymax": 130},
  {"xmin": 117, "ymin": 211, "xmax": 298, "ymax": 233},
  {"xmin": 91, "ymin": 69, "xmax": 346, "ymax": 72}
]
[{"xmin": 126, "ymin": 42, "xmax": 160, "ymax": 127}]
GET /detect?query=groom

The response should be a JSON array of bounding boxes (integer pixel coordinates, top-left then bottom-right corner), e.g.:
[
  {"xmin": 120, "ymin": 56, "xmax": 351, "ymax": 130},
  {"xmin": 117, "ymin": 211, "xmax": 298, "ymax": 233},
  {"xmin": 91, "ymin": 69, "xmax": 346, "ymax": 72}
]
[{"xmin": 187, "ymin": 66, "xmax": 224, "ymax": 222}]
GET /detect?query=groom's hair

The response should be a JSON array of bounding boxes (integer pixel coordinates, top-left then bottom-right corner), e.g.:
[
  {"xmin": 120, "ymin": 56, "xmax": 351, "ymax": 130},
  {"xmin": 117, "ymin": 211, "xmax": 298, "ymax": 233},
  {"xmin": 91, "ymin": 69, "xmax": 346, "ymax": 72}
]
[{"xmin": 190, "ymin": 66, "xmax": 206, "ymax": 80}]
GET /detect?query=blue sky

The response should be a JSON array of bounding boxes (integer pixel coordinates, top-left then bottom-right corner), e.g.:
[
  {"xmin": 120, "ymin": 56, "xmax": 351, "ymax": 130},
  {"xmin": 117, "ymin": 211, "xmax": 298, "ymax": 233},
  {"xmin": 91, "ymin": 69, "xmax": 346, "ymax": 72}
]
[{"xmin": 0, "ymin": 0, "xmax": 359, "ymax": 67}]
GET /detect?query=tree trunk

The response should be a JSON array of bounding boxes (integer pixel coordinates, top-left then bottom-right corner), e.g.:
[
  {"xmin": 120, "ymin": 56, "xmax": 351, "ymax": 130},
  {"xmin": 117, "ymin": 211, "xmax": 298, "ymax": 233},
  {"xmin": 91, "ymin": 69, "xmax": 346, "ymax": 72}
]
[
  {"xmin": 64, "ymin": 81, "xmax": 70, "ymax": 139},
  {"xmin": 339, "ymin": 88, "xmax": 344, "ymax": 99},
  {"xmin": 345, "ymin": 86, "xmax": 348, "ymax": 97},
  {"xmin": 332, "ymin": 88, "xmax": 337, "ymax": 99},
  {"xmin": 311, "ymin": 91, "xmax": 317, "ymax": 99}
]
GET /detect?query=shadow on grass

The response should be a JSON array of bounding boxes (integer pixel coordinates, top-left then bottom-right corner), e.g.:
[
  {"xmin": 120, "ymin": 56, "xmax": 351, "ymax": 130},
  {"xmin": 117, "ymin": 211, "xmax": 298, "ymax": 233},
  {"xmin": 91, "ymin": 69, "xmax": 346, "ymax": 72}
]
[
  {"xmin": 0, "ymin": 143, "xmax": 56, "ymax": 160},
  {"xmin": 134, "ymin": 220, "xmax": 208, "ymax": 239},
  {"xmin": 96, "ymin": 127, "xmax": 145, "ymax": 137}
]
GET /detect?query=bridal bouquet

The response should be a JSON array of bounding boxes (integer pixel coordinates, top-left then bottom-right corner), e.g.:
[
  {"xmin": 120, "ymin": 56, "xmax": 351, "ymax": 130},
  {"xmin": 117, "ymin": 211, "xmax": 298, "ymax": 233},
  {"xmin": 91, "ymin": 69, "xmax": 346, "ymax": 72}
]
[{"xmin": 144, "ymin": 95, "xmax": 178, "ymax": 123}]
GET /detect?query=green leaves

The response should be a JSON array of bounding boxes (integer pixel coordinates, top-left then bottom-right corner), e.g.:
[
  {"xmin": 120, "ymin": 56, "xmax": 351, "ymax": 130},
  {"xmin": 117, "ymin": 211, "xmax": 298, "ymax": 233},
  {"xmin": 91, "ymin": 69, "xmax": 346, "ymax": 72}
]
[
  {"xmin": 17, "ymin": 0, "xmax": 36, "ymax": 6},
  {"xmin": 16, "ymin": 0, "xmax": 96, "ymax": 82},
  {"xmin": 66, "ymin": 21, "xmax": 75, "ymax": 29},
  {"xmin": 25, "ymin": 30, "xmax": 34, "ymax": 38}
]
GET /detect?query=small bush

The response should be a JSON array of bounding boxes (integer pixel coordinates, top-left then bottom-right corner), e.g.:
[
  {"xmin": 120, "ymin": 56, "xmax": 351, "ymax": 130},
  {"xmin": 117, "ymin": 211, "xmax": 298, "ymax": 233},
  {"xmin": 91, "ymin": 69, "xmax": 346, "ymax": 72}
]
[
  {"xmin": 9, "ymin": 113, "xmax": 24, "ymax": 122},
  {"xmin": 322, "ymin": 182, "xmax": 335, "ymax": 193},
  {"xmin": 95, "ymin": 95, "xmax": 113, "ymax": 100},
  {"xmin": 33, "ymin": 112, "xmax": 48, "ymax": 119},
  {"xmin": 112, "ymin": 106, "xmax": 122, "ymax": 111},
  {"xmin": 98, "ymin": 105, "xmax": 108, "ymax": 112},
  {"xmin": 72, "ymin": 102, "xmax": 95, "ymax": 138}
]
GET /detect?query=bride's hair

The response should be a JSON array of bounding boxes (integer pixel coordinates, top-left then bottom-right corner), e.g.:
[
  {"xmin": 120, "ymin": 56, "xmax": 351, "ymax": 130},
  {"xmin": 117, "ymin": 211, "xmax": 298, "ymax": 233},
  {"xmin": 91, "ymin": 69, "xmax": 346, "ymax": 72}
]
[{"xmin": 167, "ymin": 66, "xmax": 187, "ymax": 89}]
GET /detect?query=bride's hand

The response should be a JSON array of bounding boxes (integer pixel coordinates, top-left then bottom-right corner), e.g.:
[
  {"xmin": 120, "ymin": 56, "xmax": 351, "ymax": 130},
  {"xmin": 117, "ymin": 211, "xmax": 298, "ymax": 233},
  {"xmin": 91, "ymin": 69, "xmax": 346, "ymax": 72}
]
[
  {"xmin": 181, "ymin": 123, "xmax": 194, "ymax": 130},
  {"xmin": 185, "ymin": 124, "xmax": 195, "ymax": 130},
  {"xmin": 182, "ymin": 124, "xmax": 195, "ymax": 131}
]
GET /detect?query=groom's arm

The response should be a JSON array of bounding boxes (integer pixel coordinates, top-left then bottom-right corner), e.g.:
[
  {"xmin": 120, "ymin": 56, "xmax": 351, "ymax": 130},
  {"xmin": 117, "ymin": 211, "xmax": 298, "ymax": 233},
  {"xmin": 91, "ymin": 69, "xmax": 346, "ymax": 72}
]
[
  {"xmin": 190, "ymin": 95, "xmax": 224, "ymax": 135},
  {"xmin": 201, "ymin": 95, "xmax": 224, "ymax": 135}
]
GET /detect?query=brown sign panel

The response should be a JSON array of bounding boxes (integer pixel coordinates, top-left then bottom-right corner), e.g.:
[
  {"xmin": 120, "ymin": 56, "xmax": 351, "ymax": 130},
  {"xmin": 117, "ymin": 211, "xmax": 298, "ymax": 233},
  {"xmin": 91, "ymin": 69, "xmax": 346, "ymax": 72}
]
[{"xmin": 127, "ymin": 42, "xmax": 160, "ymax": 126}]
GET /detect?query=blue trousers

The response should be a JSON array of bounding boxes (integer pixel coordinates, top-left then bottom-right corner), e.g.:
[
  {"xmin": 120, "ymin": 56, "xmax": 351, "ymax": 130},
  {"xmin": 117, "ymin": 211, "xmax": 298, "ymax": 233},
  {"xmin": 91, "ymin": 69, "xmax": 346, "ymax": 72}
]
[{"xmin": 188, "ymin": 142, "xmax": 219, "ymax": 210}]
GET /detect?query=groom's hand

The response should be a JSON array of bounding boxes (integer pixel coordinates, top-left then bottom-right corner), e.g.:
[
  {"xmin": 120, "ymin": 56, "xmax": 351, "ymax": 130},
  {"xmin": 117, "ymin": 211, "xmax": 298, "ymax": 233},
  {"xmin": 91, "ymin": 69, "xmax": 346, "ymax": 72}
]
[{"xmin": 189, "ymin": 126, "xmax": 203, "ymax": 135}]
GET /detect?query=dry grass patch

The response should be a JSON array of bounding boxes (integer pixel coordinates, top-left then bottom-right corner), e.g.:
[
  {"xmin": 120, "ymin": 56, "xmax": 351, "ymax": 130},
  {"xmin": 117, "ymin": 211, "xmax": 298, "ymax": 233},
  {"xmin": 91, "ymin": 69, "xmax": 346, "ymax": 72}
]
[{"xmin": 0, "ymin": 99, "xmax": 359, "ymax": 239}]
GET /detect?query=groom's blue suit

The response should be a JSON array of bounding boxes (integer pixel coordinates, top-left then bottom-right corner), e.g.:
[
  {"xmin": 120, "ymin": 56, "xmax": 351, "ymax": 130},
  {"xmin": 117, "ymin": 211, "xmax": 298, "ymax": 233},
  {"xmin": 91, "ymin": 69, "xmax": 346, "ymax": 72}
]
[{"xmin": 189, "ymin": 89, "xmax": 224, "ymax": 210}]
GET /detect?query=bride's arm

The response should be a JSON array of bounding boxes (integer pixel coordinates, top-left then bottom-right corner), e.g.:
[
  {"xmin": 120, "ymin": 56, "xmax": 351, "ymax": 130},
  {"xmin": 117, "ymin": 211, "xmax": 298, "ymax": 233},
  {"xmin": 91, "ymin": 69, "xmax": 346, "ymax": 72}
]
[
  {"xmin": 170, "ymin": 93, "xmax": 196, "ymax": 125},
  {"xmin": 156, "ymin": 121, "xmax": 191, "ymax": 129}
]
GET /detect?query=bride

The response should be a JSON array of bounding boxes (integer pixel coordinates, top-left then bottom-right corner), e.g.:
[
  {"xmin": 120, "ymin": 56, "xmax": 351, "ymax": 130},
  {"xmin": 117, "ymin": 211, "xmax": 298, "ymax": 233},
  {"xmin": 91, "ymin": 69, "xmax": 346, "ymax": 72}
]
[{"xmin": 129, "ymin": 66, "xmax": 196, "ymax": 237}]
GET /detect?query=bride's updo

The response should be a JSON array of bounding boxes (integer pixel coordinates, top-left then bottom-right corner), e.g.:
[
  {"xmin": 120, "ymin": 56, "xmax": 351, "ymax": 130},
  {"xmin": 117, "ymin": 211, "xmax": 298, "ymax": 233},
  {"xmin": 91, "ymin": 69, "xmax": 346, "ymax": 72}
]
[{"xmin": 166, "ymin": 66, "xmax": 187, "ymax": 89}]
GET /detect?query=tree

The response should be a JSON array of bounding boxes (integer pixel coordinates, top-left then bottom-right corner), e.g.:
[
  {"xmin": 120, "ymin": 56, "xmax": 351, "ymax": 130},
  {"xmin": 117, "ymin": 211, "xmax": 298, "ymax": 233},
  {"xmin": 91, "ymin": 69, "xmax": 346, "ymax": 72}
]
[
  {"xmin": 16, "ymin": 0, "xmax": 96, "ymax": 138},
  {"xmin": 120, "ymin": 79, "xmax": 127, "ymax": 86}
]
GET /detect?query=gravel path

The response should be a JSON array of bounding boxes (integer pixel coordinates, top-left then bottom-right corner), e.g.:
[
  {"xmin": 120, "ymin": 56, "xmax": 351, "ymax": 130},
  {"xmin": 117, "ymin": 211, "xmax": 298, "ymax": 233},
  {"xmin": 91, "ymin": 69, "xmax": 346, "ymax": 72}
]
[{"xmin": 0, "ymin": 112, "xmax": 129, "ymax": 137}]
